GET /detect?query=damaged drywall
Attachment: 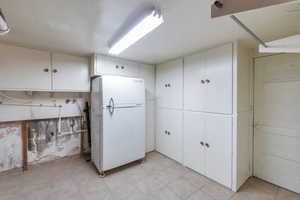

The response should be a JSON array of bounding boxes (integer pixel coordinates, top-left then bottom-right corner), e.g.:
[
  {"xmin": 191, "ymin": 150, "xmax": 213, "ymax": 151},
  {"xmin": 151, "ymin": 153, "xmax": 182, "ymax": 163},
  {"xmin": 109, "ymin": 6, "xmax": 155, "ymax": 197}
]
[
  {"xmin": 0, "ymin": 123, "xmax": 22, "ymax": 173},
  {"xmin": 28, "ymin": 117, "xmax": 83, "ymax": 164},
  {"xmin": 0, "ymin": 117, "xmax": 86, "ymax": 173}
]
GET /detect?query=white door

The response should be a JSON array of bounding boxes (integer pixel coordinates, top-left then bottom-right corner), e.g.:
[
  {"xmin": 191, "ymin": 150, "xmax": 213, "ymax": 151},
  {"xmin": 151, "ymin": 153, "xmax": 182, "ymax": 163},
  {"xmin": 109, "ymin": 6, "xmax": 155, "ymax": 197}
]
[
  {"xmin": 156, "ymin": 59, "xmax": 183, "ymax": 109},
  {"xmin": 102, "ymin": 106, "xmax": 145, "ymax": 171},
  {"xmin": 52, "ymin": 53, "xmax": 90, "ymax": 92},
  {"xmin": 183, "ymin": 111, "xmax": 206, "ymax": 174},
  {"xmin": 102, "ymin": 76, "xmax": 145, "ymax": 106},
  {"xmin": 254, "ymin": 54, "xmax": 300, "ymax": 194},
  {"xmin": 205, "ymin": 114, "xmax": 232, "ymax": 188},
  {"xmin": 0, "ymin": 43, "xmax": 51, "ymax": 91},
  {"xmin": 156, "ymin": 108, "xmax": 183, "ymax": 163},
  {"xmin": 203, "ymin": 44, "xmax": 233, "ymax": 114},
  {"xmin": 184, "ymin": 52, "xmax": 207, "ymax": 111}
]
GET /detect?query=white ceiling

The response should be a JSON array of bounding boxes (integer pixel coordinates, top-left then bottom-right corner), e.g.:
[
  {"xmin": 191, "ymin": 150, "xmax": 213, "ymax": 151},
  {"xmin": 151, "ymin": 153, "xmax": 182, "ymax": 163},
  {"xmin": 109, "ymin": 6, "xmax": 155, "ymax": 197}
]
[{"xmin": 0, "ymin": 0, "xmax": 300, "ymax": 64}]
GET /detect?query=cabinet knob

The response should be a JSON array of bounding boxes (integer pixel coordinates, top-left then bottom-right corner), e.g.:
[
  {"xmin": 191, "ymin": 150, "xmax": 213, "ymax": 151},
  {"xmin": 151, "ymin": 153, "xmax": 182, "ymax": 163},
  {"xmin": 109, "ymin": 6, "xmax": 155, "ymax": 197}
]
[
  {"xmin": 115, "ymin": 65, "xmax": 119, "ymax": 69},
  {"xmin": 205, "ymin": 79, "xmax": 210, "ymax": 84},
  {"xmin": 200, "ymin": 141, "xmax": 204, "ymax": 146},
  {"xmin": 201, "ymin": 80, "xmax": 205, "ymax": 84},
  {"xmin": 205, "ymin": 143, "xmax": 210, "ymax": 148},
  {"xmin": 165, "ymin": 130, "xmax": 168, "ymax": 134},
  {"xmin": 165, "ymin": 84, "xmax": 168, "ymax": 88},
  {"xmin": 121, "ymin": 66, "xmax": 125, "ymax": 69},
  {"xmin": 43, "ymin": 68, "xmax": 49, "ymax": 72},
  {"xmin": 167, "ymin": 83, "xmax": 171, "ymax": 87},
  {"xmin": 53, "ymin": 69, "xmax": 58, "ymax": 73},
  {"xmin": 168, "ymin": 131, "xmax": 171, "ymax": 135}
]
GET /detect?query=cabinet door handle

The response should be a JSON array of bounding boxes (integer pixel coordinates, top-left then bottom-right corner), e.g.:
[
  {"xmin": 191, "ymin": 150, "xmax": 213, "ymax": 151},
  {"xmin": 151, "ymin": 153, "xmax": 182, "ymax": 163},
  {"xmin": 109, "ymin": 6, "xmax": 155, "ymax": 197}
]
[
  {"xmin": 43, "ymin": 68, "xmax": 49, "ymax": 72},
  {"xmin": 201, "ymin": 80, "xmax": 205, "ymax": 84},
  {"xmin": 205, "ymin": 79, "xmax": 210, "ymax": 84},
  {"xmin": 205, "ymin": 143, "xmax": 210, "ymax": 148},
  {"xmin": 53, "ymin": 69, "xmax": 58, "ymax": 73},
  {"xmin": 200, "ymin": 141, "xmax": 204, "ymax": 146}
]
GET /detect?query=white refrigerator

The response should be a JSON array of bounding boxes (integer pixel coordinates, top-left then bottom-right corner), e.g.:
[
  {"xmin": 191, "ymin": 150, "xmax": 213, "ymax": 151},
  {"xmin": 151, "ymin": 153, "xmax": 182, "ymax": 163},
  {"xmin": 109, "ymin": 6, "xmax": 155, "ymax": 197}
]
[{"xmin": 91, "ymin": 75, "xmax": 146, "ymax": 174}]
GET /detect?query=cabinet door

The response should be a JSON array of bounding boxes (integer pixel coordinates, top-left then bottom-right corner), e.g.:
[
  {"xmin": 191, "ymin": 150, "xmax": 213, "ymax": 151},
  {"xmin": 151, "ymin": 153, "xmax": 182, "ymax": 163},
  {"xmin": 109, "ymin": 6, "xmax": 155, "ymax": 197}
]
[
  {"xmin": 205, "ymin": 114, "xmax": 232, "ymax": 187},
  {"xmin": 0, "ymin": 44, "xmax": 51, "ymax": 91},
  {"xmin": 96, "ymin": 55, "xmax": 140, "ymax": 77},
  {"xmin": 203, "ymin": 44, "xmax": 233, "ymax": 114},
  {"xmin": 183, "ymin": 111, "xmax": 206, "ymax": 174},
  {"xmin": 156, "ymin": 109, "xmax": 183, "ymax": 163},
  {"xmin": 156, "ymin": 59, "xmax": 183, "ymax": 109},
  {"xmin": 184, "ymin": 52, "xmax": 206, "ymax": 111},
  {"xmin": 52, "ymin": 53, "xmax": 90, "ymax": 92}
]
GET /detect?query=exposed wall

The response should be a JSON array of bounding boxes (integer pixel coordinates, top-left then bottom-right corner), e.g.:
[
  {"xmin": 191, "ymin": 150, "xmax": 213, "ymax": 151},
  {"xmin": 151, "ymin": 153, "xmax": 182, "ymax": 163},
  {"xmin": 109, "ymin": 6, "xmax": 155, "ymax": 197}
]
[
  {"xmin": 0, "ymin": 117, "xmax": 86, "ymax": 173},
  {"xmin": 28, "ymin": 117, "xmax": 83, "ymax": 164},
  {"xmin": 0, "ymin": 122, "xmax": 22, "ymax": 172}
]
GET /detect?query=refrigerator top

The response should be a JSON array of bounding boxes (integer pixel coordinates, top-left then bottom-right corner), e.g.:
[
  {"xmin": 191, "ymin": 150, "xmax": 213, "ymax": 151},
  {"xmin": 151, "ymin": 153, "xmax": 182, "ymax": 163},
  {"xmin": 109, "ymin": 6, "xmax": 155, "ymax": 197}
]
[{"xmin": 101, "ymin": 75, "xmax": 145, "ymax": 106}]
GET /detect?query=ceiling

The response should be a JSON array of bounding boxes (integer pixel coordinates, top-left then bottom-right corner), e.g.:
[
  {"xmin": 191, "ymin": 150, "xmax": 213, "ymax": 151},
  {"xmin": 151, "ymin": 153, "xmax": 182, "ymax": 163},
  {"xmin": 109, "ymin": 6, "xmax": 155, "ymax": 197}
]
[{"xmin": 0, "ymin": 0, "xmax": 300, "ymax": 64}]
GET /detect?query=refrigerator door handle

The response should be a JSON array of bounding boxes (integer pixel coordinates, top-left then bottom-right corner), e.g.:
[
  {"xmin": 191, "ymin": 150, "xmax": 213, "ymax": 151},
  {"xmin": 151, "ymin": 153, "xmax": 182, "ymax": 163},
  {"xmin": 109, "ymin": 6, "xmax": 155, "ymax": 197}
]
[{"xmin": 107, "ymin": 98, "xmax": 115, "ymax": 115}]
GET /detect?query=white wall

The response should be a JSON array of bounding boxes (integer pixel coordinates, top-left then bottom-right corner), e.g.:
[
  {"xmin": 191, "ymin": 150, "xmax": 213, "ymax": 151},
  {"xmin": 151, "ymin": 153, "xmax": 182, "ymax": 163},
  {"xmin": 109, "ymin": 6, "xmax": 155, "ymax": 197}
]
[
  {"xmin": 140, "ymin": 63, "xmax": 156, "ymax": 152},
  {"xmin": 232, "ymin": 42, "xmax": 254, "ymax": 191}
]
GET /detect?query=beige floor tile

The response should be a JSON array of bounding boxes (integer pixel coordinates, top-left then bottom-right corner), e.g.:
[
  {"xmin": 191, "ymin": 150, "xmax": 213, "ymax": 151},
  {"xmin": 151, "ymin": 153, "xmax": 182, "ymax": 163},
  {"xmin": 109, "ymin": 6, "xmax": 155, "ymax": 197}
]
[
  {"xmin": 1, "ymin": 152, "xmax": 298, "ymax": 200},
  {"xmin": 151, "ymin": 187, "xmax": 181, "ymax": 200},
  {"xmin": 103, "ymin": 171, "xmax": 136, "ymax": 191},
  {"xmin": 201, "ymin": 181, "xmax": 234, "ymax": 200},
  {"xmin": 234, "ymin": 179, "xmax": 278, "ymax": 200},
  {"xmin": 136, "ymin": 175, "xmax": 167, "ymax": 194},
  {"xmin": 167, "ymin": 176, "xmax": 199, "ymax": 199},
  {"xmin": 183, "ymin": 170, "xmax": 212, "ymax": 189},
  {"xmin": 275, "ymin": 188, "xmax": 300, "ymax": 200},
  {"xmin": 188, "ymin": 190, "xmax": 215, "ymax": 200}
]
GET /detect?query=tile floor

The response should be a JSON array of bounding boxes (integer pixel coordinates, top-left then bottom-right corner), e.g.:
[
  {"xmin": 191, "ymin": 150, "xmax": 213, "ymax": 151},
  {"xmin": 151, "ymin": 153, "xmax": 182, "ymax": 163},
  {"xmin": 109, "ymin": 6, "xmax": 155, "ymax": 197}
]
[{"xmin": 0, "ymin": 151, "xmax": 299, "ymax": 200}]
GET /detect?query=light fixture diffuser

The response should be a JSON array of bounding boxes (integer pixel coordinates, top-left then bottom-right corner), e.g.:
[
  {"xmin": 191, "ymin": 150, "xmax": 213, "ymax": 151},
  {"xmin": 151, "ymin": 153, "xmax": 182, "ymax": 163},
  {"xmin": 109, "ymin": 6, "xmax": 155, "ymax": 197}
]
[
  {"xmin": 109, "ymin": 8, "xmax": 164, "ymax": 55},
  {"xmin": 0, "ymin": 9, "xmax": 10, "ymax": 35}
]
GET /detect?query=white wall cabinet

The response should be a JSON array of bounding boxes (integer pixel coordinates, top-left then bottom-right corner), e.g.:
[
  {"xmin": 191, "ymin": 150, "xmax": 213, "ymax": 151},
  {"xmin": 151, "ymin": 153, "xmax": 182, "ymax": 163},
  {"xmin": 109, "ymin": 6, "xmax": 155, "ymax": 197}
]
[
  {"xmin": 156, "ymin": 108, "xmax": 183, "ymax": 163},
  {"xmin": 0, "ymin": 44, "xmax": 52, "ymax": 91},
  {"xmin": 156, "ymin": 59, "xmax": 183, "ymax": 109},
  {"xmin": 52, "ymin": 53, "xmax": 90, "ymax": 92},
  {"xmin": 183, "ymin": 112, "xmax": 206, "ymax": 174},
  {"xmin": 92, "ymin": 54, "xmax": 140, "ymax": 77},
  {"xmin": 184, "ymin": 44, "xmax": 233, "ymax": 114},
  {"xmin": 156, "ymin": 42, "xmax": 253, "ymax": 191},
  {"xmin": 0, "ymin": 43, "xmax": 90, "ymax": 92},
  {"xmin": 184, "ymin": 112, "xmax": 232, "ymax": 187}
]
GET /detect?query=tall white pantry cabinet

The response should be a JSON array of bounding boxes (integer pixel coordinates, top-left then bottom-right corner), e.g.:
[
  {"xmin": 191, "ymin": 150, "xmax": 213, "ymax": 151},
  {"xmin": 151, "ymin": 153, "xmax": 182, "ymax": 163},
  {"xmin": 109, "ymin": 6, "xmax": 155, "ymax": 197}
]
[{"xmin": 156, "ymin": 42, "xmax": 253, "ymax": 192}]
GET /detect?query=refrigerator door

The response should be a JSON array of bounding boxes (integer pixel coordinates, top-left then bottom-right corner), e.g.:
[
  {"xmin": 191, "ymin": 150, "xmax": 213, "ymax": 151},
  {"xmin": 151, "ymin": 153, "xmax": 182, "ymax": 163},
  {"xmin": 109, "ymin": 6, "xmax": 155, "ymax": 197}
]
[
  {"xmin": 102, "ymin": 76, "xmax": 145, "ymax": 106},
  {"xmin": 102, "ymin": 105, "xmax": 146, "ymax": 171}
]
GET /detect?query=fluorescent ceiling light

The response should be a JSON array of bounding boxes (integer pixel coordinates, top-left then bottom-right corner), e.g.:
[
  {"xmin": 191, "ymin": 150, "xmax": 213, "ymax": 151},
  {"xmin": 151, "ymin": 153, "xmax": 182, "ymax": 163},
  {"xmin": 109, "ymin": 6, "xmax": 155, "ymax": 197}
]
[
  {"xmin": 109, "ymin": 8, "xmax": 164, "ymax": 55},
  {"xmin": 0, "ymin": 9, "xmax": 10, "ymax": 35}
]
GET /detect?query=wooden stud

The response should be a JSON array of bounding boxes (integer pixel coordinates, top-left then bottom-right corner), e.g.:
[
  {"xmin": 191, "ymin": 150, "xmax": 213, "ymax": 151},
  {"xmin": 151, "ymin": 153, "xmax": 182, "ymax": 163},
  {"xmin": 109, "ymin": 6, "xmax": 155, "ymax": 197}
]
[{"xmin": 21, "ymin": 121, "xmax": 28, "ymax": 171}]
